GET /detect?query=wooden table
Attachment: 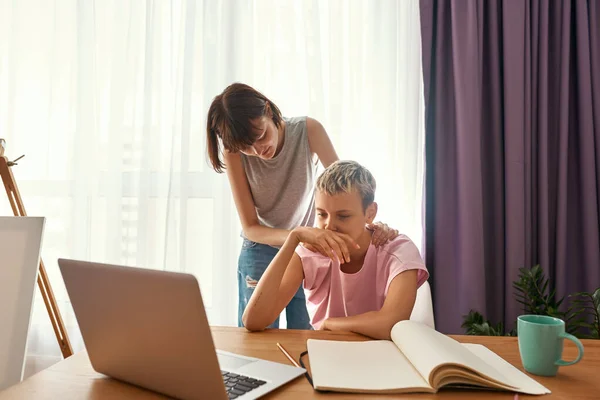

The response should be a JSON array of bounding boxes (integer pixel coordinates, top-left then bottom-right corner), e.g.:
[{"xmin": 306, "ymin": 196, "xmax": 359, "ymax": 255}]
[{"xmin": 1, "ymin": 327, "xmax": 598, "ymax": 399}]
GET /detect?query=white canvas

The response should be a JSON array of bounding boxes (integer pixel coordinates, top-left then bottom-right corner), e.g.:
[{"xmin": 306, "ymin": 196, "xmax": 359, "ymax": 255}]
[{"xmin": 0, "ymin": 217, "xmax": 45, "ymax": 391}]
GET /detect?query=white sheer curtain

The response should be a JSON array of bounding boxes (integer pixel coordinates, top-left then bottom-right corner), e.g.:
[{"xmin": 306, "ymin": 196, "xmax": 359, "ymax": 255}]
[{"xmin": 0, "ymin": 0, "xmax": 424, "ymax": 374}]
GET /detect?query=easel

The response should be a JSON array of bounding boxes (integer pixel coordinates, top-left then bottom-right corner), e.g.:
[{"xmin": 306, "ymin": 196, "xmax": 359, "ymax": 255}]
[{"xmin": 0, "ymin": 139, "xmax": 73, "ymax": 358}]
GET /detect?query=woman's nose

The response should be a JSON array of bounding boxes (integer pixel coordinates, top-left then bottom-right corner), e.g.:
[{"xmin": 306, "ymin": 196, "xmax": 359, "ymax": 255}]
[{"xmin": 324, "ymin": 219, "xmax": 336, "ymax": 231}]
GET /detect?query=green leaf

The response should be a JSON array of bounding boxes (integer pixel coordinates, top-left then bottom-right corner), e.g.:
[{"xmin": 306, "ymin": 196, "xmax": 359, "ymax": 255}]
[
  {"xmin": 461, "ymin": 310, "xmax": 507, "ymax": 336},
  {"xmin": 541, "ymin": 280, "xmax": 549, "ymax": 296},
  {"xmin": 578, "ymin": 323, "xmax": 595, "ymax": 329}
]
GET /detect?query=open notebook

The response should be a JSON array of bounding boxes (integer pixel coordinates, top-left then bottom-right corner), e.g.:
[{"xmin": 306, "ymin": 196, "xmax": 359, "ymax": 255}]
[{"xmin": 307, "ymin": 321, "xmax": 550, "ymax": 395}]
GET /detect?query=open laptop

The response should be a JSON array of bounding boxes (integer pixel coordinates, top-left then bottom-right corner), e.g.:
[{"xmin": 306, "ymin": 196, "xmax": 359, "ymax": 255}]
[{"xmin": 57, "ymin": 258, "xmax": 305, "ymax": 400}]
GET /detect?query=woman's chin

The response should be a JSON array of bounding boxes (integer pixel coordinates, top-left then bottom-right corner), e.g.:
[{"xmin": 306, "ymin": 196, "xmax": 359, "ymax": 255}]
[{"xmin": 259, "ymin": 147, "xmax": 274, "ymax": 159}]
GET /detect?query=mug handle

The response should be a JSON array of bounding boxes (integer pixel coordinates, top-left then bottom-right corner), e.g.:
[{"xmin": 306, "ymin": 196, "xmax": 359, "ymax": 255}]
[{"xmin": 555, "ymin": 332, "xmax": 584, "ymax": 366}]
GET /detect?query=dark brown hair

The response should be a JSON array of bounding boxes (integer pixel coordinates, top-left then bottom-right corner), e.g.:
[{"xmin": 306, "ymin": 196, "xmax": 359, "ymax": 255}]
[{"xmin": 206, "ymin": 83, "xmax": 283, "ymax": 173}]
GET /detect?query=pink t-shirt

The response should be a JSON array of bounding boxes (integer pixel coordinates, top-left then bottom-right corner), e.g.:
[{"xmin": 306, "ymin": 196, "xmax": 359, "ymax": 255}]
[{"xmin": 295, "ymin": 234, "xmax": 429, "ymax": 329}]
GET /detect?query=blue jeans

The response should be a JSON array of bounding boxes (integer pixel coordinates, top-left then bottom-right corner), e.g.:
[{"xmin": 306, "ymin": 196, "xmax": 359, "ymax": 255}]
[{"xmin": 237, "ymin": 239, "xmax": 311, "ymax": 329}]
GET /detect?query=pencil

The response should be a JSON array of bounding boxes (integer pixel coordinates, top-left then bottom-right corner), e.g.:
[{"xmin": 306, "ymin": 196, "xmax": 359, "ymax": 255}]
[{"xmin": 277, "ymin": 342, "xmax": 301, "ymax": 368}]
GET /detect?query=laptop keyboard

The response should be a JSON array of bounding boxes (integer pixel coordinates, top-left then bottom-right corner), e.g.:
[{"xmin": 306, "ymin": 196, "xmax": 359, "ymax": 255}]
[{"xmin": 221, "ymin": 370, "xmax": 266, "ymax": 399}]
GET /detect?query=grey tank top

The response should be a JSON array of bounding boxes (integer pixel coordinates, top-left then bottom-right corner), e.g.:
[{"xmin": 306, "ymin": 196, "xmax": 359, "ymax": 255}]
[{"xmin": 240, "ymin": 116, "xmax": 317, "ymax": 238}]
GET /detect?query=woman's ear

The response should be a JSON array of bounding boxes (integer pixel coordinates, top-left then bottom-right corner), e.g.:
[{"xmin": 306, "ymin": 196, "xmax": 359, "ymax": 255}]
[{"xmin": 366, "ymin": 202, "xmax": 378, "ymax": 224}]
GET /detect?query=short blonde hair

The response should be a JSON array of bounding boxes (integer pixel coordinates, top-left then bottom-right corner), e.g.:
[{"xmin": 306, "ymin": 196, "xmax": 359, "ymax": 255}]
[{"xmin": 316, "ymin": 160, "xmax": 376, "ymax": 211}]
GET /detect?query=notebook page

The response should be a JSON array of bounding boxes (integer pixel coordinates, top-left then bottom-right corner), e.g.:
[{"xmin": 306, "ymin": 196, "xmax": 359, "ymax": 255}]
[
  {"xmin": 307, "ymin": 339, "xmax": 431, "ymax": 392},
  {"xmin": 391, "ymin": 321, "xmax": 514, "ymax": 388},
  {"xmin": 462, "ymin": 344, "xmax": 550, "ymax": 395}
]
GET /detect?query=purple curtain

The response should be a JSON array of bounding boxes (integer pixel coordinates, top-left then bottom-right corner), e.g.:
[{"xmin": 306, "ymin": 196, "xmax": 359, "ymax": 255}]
[{"xmin": 420, "ymin": 0, "xmax": 600, "ymax": 334}]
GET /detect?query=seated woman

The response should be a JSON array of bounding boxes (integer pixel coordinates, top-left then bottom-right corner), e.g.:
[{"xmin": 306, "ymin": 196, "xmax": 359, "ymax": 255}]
[{"xmin": 242, "ymin": 160, "xmax": 429, "ymax": 339}]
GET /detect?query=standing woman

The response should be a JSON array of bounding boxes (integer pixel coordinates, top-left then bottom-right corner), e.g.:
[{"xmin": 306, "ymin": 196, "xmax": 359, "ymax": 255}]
[{"xmin": 206, "ymin": 83, "xmax": 398, "ymax": 329}]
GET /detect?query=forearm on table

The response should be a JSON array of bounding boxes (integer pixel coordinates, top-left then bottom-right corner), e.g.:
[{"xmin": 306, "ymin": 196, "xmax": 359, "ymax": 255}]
[{"xmin": 324, "ymin": 311, "xmax": 404, "ymax": 340}]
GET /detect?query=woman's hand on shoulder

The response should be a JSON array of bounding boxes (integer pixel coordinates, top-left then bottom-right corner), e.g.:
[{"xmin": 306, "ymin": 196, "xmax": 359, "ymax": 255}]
[
  {"xmin": 292, "ymin": 227, "xmax": 359, "ymax": 264},
  {"xmin": 366, "ymin": 222, "xmax": 399, "ymax": 248}
]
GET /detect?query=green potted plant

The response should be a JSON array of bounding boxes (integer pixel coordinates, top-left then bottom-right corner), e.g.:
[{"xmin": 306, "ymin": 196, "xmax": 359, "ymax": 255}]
[{"xmin": 462, "ymin": 265, "xmax": 599, "ymax": 339}]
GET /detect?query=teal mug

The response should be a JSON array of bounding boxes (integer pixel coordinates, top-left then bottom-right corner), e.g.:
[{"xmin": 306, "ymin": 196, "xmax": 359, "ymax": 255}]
[{"xmin": 517, "ymin": 315, "xmax": 584, "ymax": 376}]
